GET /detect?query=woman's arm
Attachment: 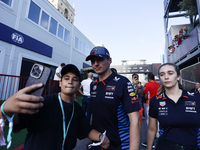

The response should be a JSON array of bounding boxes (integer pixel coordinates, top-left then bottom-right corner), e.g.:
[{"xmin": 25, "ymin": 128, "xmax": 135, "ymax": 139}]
[{"xmin": 147, "ymin": 117, "xmax": 157, "ymax": 150}]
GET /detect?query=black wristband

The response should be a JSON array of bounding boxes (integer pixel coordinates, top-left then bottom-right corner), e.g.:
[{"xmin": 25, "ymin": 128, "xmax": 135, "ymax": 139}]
[
  {"xmin": 99, "ymin": 133, "xmax": 103, "ymax": 141},
  {"xmin": 138, "ymin": 87, "xmax": 142, "ymax": 89}
]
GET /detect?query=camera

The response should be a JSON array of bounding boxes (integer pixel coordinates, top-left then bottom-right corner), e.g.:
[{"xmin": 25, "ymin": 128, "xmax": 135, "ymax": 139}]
[
  {"xmin": 30, "ymin": 64, "xmax": 44, "ymax": 78},
  {"xmin": 134, "ymin": 76, "xmax": 138, "ymax": 80},
  {"xmin": 25, "ymin": 63, "xmax": 51, "ymax": 96}
]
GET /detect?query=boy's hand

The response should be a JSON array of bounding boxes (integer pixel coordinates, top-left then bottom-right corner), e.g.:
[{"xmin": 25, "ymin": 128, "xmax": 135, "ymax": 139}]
[
  {"xmin": 100, "ymin": 135, "xmax": 110, "ymax": 149},
  {"xmin": 3, "ymin": 83, "xmax": 44, "ymax": 115}
]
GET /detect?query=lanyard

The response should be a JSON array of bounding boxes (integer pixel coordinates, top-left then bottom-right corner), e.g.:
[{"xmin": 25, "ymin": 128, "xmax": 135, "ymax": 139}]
[
  {"xmin": 0, "ymin": 101, "xmax": 15, "ymax": 149},
  {"xmin": 58, "ymin": 93, "xmax": 74, "ymax": 150}
]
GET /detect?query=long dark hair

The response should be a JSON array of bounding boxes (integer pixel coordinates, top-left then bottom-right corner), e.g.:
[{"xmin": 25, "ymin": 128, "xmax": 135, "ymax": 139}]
[{"xmin": 158, "ymin": 63, "xmax": 182, "ymax": 95}]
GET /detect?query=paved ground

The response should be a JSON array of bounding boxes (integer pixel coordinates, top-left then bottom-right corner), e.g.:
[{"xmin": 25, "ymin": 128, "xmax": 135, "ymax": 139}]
[{"xmin": 73, "ymin": 115, "xmax": 154, "ymax": 150}]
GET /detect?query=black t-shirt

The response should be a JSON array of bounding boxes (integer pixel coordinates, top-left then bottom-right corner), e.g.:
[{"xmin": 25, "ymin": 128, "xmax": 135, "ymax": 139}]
[{"xmin": 14, "ymin": 94, "xmax": 92, "ymax": 150}]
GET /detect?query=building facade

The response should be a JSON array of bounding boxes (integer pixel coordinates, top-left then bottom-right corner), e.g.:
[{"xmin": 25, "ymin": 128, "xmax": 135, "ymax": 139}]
[
  {"xmin": 0, "ymin": 0, "xmax": 94, "ymax": 78},
  {"xmin": 48, "ymin": 0, "xmax": 75, "ymax": 24}
]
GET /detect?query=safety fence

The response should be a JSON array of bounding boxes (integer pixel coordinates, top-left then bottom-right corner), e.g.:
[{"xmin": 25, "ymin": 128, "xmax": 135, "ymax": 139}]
[
  {"xmin": 0, "ymin": 74, "xmax": 60, "ymax": 100},
  {"xmin": 180, "ymin": 62, "xmax": 200, "ymax": 91}
]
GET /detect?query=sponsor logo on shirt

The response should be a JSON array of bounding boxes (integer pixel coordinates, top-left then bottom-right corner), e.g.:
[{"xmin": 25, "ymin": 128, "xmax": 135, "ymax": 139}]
[
  {"xmin": 129, "ymin": 92, "xmax": 136, "ymax": 96},
  {"xmin": 185, "ymin": 101, "xmax": 196, "ymax": 106},
  {"xmin": 106, "ymin": 85, "xmax": 115, "ymax": 91},
  {"xmin": 185, "ymin": 107, "xmax": 197, "ymax": 113},
  {"xmin": 159, "ymin": 107, "xmax": 168, "ymax": 110},
  {"xmin": 159, "ymin": 112, "xmax": 168, "ymax": 116},
  {"xmin": 131, "ymin": 100, "xmax": 138, "ymax": 103},
  {"xmin": 91, "ymin": 92, "xmax": 96, "ymax": 95},
  {"xmin": 113, "ymin": 76, "xmax": 120, "ymax": 82},
  {"xmin": 130, "ymin": 94, "xmax": 138, "ymax": 103},
  {"xmin": 93, "ymin": 85, "xmax": 97, "ymax": 90},
  {"xmin": 128, "ymin": 89, "xmax": 134, "ymax": 92},
  {"xmin": 187, "ymin": 91, "xmax": 194, "ymax": 96},
  {"xmin": 159, "ymin": 101, "xmax": 166, "ymax": 106},
  {"xmin": 186, "ymin": 107, "xmax": 195, "ymax": 110},
  {"xmin": 132, "ymin": 97, "xmax": 137, "ymax": 100},
  {"xmin": 106, "ymin": 92, "xmax": 113, "ymax": 95},
  {"xmin": 127, "ymin": 82, "xmax": 132, "ymax": 85},
  {"xmin": 105, "ymin": 96, "xmax": 114, "ymax": 99},
  {"xmin": 158, "ymin": 107, "xmax": 168, "ymax": 116},
  {"xmin": 185, "ymin": 110, "xmax": 197, "ymax": 113},
  {"xmin": 91, "ymin": 91, "xmax": 97, "ymax": 98},
  {"xmin": 156, "ymin": 94, "xmax": 162, "ymax": 99},
  {"xmin": 127, "ymin": 86, "xmax": 133, "ymax": 89},
  {"xmin": 93, "ymin": 79, "xmax": 98, "ymax": 84}
]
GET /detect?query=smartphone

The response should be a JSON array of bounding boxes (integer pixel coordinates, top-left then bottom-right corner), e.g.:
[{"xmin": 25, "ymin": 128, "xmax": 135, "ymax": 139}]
[{"xmin": 25, "ymin": 63, "xmax": 51, "ymax": 96}]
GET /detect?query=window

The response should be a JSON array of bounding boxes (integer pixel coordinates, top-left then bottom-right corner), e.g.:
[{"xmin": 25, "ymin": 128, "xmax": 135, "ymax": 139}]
[
  {"xmin": 64, "ymin": 29, "xmax": 70, "ymax": 43},
  {"xmin": 57, "ymin": 24, "xmax": 64, "ymax": 39},
  {"xmin": 49, "ymin": 17, "xmax": 57, "ymax": 35},
  {"xmin": 40, "ymin": 11, "xmax": 49, "ymax": 29},
  {"xmin": 0, "ymin": 0, "xmax": 12, "ymax": 6},
  {"xmin": 86, "ymin": 46, "xmax": 90, "ymax": 55},
  {"xmin": 75, "ymin": 37, "xmax": 79, "ymax": 49},
  {"xmin": 28, "ymin": 1, "xmax": 41, "ymax": 24},
  {"xmin": 79, "ymin": 40, "xmax": 82, "ymax": 52},
  {"xmin": 82, "ymin": 43, "xmax": 86, "ymax": 54}
]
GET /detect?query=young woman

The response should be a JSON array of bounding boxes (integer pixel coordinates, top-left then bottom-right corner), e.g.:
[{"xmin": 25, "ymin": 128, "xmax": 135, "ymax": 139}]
[{"xmin": 147, "ymin": 63, "xmax": 200, "ymax": 150}]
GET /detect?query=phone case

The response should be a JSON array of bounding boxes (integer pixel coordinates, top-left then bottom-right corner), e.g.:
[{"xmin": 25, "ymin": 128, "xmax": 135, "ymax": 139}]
[{"xmin": 25, "ymin": 63, "xmax": 51, "ymax": 96}]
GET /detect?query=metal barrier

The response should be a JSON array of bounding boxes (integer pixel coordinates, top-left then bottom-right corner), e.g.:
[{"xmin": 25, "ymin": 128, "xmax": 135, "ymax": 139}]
[
  {"xmin": 180, "ymin": 62, "xmax": 200, "ymax": 91},
  {"xmin": 0, "ymin": 74, "xmax": 60, "ymax": 100}
]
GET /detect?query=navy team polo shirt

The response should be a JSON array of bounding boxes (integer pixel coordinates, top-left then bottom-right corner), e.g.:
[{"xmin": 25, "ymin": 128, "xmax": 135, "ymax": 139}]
[
  {"xmin": 149, "ymin": 89, "xmax": 200, "ymax": 149},
  {"xmin": 90, "ymin": 71, "xmax": 140, "ymax": 149}
]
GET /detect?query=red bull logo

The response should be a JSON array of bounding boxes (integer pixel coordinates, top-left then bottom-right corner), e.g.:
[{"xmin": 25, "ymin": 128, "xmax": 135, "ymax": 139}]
[
  {"xmin": 132, "ymin": 97, "xmax": 137, "ymax": 101},
  {"xmin": 156, "ymin": 94, "xmax": 162, "ymax": 99}
]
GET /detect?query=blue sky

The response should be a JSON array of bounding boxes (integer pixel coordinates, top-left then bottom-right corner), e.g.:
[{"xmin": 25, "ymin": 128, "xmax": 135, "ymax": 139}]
[{"xmin": 67, "ymin": 0, "xmax": 190, "ymax": 65}]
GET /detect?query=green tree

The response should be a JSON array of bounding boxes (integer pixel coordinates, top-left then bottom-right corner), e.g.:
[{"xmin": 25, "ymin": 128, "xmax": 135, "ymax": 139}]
[{"xmin": 178, "ymin": 0, "xmax": 198, "ymax": 28}]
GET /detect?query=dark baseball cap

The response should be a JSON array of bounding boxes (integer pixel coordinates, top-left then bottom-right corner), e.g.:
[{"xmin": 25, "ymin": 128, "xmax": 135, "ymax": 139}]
[
  {"xmin": 85, "ymin": 46, "xmax": 110, "ymax": 61},
  {"xmin": 61, "ymin": 64, "xmax": 81, "ymax": 80}
]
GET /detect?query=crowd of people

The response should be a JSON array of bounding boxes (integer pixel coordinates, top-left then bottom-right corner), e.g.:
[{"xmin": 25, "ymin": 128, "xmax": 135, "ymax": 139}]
[
  {"xmin": 168, "ymin": 26, "xmax": 191, "ymax": 54},
  {"xmin": 1, "ymin": 46, "xmax": 200, "ymax": 150}
]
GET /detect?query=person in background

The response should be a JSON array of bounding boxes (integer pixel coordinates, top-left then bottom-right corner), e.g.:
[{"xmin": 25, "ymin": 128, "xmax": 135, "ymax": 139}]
[
  {"xmin": 0, "ymin": 64, "xmax": 110, "ymax": 150},
  {"xmin": 147, "ymin": 63, "xmax": 200, "ymax": 150},
  {"xmin": 53, "ymin": 63, "xmax": 66, "ymax": 93},
  {"xmin": 168, "ymin": 45, "xmax": 175, "ymax": 54},
  {"xmin": 132, "ymin": 73, "xmax": 144, "ymax": 123},
  {"xmin": 183, "ymin": 26, "xmax": 190, "ymax": 39},
  {"xmin": 174, "ymin": 35, "xmax": 179, "ymax": 47},
  {"xmin": 54, "ymin": 63, "xmax": 65, "ymax": 80},
  {"xmin": 191, "ymin": 81, "xmax": 200, "ymax": 93},
  {"xmin": 141, "ymin": 73, "xmax": 160, "ymax": 148},
  {"xmin": 78, "ymin": 72, "xmax": 93, "ymax": 122},
  {"xmin": 85, "ymin": 46, "xmax": 141, "ymax": 150}
]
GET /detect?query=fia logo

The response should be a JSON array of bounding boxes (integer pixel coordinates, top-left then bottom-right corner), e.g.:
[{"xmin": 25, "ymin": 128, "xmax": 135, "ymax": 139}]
[{"xmin": 11, "ymin": 33, "xmax": 24, "ymax": 44}]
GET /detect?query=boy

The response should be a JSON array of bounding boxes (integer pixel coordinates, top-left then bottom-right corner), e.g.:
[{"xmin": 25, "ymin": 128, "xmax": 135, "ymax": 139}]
[{"xmin": 0, "ymin": 64, "xmax": 109, "ymax": 150}]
